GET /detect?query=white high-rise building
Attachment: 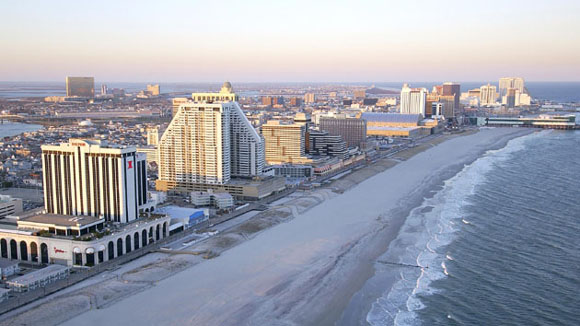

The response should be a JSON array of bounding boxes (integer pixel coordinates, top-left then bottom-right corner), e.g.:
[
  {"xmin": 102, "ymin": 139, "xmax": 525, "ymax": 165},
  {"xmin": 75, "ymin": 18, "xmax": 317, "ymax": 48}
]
[
  {"xmin": 400, "ymin": 84, "xmax": 427, "ymax": 116},
  {"xmin": 41, "ymin": 139, "xmax": 148, "ymax": 224},
  {"xmin": 480, "ymin": 83, "xmax": 498, "ymax": 106},
  {"xmin": 158, "ymin": 101, "xmax": 265, "ymax": 188},
  {"xmin": 499, "ymin": 77, "xmax": 525, "ymax": 97}
]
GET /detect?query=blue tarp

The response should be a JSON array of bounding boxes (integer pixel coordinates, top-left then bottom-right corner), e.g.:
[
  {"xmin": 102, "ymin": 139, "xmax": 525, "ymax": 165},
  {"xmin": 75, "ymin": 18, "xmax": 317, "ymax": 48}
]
[{"xmin": 189, "ymin": 211, "xmax": 206, "ymax": 224}]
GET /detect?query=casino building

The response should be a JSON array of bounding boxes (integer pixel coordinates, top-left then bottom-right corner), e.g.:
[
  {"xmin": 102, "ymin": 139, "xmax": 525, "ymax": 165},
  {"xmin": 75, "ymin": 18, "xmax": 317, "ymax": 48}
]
[
  {"xmin": 0, "ymin": 139, "xmax": 169, "ymax": 267},
  {"xmin": 41, "ymin": 139, "xmax": 152, "ymax": 223}
]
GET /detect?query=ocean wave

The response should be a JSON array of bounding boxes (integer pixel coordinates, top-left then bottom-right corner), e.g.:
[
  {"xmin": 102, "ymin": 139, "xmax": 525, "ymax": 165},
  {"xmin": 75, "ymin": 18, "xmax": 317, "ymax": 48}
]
[{"xmin": 367, "ymin": 131, "xmax": 539, "ymax": 326}]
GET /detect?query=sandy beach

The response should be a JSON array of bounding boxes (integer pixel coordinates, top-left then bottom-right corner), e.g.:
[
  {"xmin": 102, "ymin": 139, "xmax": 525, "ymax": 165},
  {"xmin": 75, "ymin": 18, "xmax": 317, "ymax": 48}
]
[{"xmin": 0, "ymin": 128, "xmax": 533, "ymax": 326}]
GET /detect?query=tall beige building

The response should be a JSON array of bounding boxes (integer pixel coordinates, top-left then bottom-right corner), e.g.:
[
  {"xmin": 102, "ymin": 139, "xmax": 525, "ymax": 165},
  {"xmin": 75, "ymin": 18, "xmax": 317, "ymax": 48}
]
[
  {"xmin": 159, "ymin": 103, "xmax": 231, "ymax": 186},
  {"xmin": 147, "ymin": 84, "xmax": 160, "ymax": 96},
  {"xmin": 261, "ymin": 121, "xmax": 310, "ymax": 164},
  {"xmin": 304, "ymin": 93, "xmax": 316, "ymax": 104},
  {"xmin": 158, "ymin": 101, "xmax": 265, "ymax": 190}
]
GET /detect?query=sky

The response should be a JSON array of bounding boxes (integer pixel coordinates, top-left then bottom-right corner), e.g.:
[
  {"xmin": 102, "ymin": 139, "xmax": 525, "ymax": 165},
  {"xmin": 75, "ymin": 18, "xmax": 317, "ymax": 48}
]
[{"xmin": 1, "ymin": 0, "xmax": 579, "ymax": 82}]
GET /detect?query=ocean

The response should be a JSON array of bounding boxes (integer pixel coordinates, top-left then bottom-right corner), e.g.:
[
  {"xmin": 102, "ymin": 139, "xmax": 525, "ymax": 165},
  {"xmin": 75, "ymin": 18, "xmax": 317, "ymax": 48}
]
[
  {"xmin": 1, "ymin": 81, "xmax": 579, "ymax": 102},
  {"xmin": 365, "ymin": 130, "xmax": 580, "ymax": 325}
]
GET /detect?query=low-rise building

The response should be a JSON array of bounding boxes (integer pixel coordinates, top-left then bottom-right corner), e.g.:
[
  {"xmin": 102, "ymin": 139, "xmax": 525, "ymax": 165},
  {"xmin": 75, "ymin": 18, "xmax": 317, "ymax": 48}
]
[
  {"xmin": 211, "ymin": 193, "xmax": 234, "ymax": 209},
  {"xmin": 7, "ymin": 264, "xmax": 70, "ymax": 293},
  {"xmin": 190, "ymin": 191, "xmax": 234, "ymax": 209},
  {"xmin": 486, "ymin": 115, "xmax": 576, "ymax": 129},
  {"xmin": 266, "ymin": 164, "xmax": 314, "ymax": 179},
  {"xmin": 0, "ymin": 196, "xmax": 23, "ymax": 219},
  {"xmin": 0, "ymin": 213, "xmax": 170, "ymax": 266},
  {"xmin": 0, "ymin": 258, "xmax": 19, "ymax": 279}
]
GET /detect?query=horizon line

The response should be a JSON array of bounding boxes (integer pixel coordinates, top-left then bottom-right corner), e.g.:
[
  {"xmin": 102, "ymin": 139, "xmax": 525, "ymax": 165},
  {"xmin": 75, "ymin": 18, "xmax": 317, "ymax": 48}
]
[{"xmin": 2, "ymin": 80, "xmax": 580, "ymax": 84}]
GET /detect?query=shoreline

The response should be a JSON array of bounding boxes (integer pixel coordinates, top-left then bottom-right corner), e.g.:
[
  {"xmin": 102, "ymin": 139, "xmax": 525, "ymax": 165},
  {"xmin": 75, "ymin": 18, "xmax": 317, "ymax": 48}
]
[
  {"xmin": 335, "ymin": 128, "xmax": 536, "ymax": 326},
  {"xmin": 0, "ymin": 128, "xmax": 533, "ymax": 326}
]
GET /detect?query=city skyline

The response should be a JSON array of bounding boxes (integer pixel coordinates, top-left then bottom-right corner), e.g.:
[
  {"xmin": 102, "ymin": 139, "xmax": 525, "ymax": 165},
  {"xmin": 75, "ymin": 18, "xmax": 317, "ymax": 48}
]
[{"xmin": 1, "ymin": 1, "xmax": 579, "ymax": 82}]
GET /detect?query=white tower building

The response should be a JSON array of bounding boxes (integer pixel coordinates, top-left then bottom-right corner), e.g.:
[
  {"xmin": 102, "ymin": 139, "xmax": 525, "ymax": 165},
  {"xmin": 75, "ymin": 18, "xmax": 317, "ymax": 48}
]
[
  {"xmin": 400, "ymin": 84, "xmax": 427, "ymax": 116},
  {"xmin": 41, "ymin": 139, "xmax": 148, "ymax": 224}
]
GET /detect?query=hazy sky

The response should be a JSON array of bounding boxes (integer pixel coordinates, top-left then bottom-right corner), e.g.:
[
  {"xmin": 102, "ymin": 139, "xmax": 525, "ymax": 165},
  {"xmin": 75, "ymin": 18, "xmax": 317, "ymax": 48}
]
[{"xmin": 1, "ymin": 0, "xmax": 579, "ymax": 82}]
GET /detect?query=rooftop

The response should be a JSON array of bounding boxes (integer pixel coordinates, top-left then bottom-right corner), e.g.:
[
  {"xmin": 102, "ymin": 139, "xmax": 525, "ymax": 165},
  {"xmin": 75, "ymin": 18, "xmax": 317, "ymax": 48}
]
[
  {"xmin": 368, "ymin": 126, "xmax": 420, "ymax": 131},
  {"xmin": 361, "ymin": 113, "xmax": 422, "ymax": 123},
  {"xmin": 19, "ymin": 214, "xmax": 102, "ymax": 228}
]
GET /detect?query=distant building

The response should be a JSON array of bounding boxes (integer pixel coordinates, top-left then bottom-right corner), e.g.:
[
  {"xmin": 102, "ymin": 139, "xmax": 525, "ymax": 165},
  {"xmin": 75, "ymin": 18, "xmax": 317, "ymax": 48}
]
[
  {"xmin": 172, "ymin": 97, "xmax": 189, "ymax": 116},
  {"xmin": 261, "ymin": 121, "xmax": 310, "ymax": 164},
  {"xmin": 41, "ymin": 139, "xmax": 149, "ymax": 223},
  {"xmin": 146, "ymin": 127, "xmax": 161, "ymax": 146},
  {"xmin": 304, "ymin": 93, "xmax": 316, "ymax": 104},
  {"xmin": 294, "ymin": 112, "xmax": 312, "ymax": 128},
  {"xmin": 437, "ymin": 95, "xmax": 456, "ymax": 117},
  {"xmin": 363, "ymin": 98, "xmax": 378, "ymax": 106},
  {"xmin": 517, "ymin": 92, "xmax": 532, "ymax": 106},
  {"xmin": 503, "ymin": 88, "xmax": 517, "ymax": 108},
  {"xmin": 137, "ymin": 146, "xmax": 159, "ymax": 165},
  {"xmin": 319, "ymin": 116, "xmax": 367, "ymax": 149},
  {"xmin": 353, "ymin": 90, "xmax": 366, "ymax": 99},
  {"xmin": 499, "ymin": 77, "xmax": 525, "ymax": 97},
  {"xmin": 442, "ymin": 82, "xmax": 461, "ymax": 115},
  {"xmin": 431, "ymin": 102, "xmax": 444, "ymax": 117},
  {"xmin": 480, "ymin": 83, "xmax": 498, "ymax": 106},
  {"xmin": 111, "ymin": 88, "xmax": 125, "ymax": 97},
  {"xmin": 100, "ymin": 84, "xmax": 108, "ymax": 95},
  {"xmin": 192, "ymin": 81, "xmax": 239, "ymax": 102},
  {"xmin": 467, "ymin": 88, "xmax": 481, "ymax": 98},
  {"xmin": 261, "ymin": 96, "xmax": 284, "ymax": 106},
  {"xmin": 66, "ymin": 77, "xmax": 94, "ymax": 98},
  {"xmin": 400, "ymin": 84, "xmax": 427, "ymax": 116},
  {"xmin": 146, "ymin": 84, "xmax": 160, "ymax": 96},
  {"xmin": 486, "ymin": 114, "xmax": 576, "ymax": 129},
  {"xmin": 289, "ymin": 97, "xmax": 303, "ymax": 106},
  {"xmin": 307, "ymin": 130, "xmax": 347, "ymax": 159},
  {"xmin": 361, "ymin": 112, "xmax": 424, "ymax": 138}
]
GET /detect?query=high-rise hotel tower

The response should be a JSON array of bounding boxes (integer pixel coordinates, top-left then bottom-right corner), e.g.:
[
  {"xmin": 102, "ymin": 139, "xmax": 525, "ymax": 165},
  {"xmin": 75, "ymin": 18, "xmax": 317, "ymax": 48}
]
[
  {"xmin": 41, "ymin": 139, "xmax": 148, "ymax": 224},
  {"xmin": 400, "ymin": 84, "xmax": 427, "ymax": 116},
  {"xmin": 158, "ymin": 83, "xmax": 265, "ymax": 190}
]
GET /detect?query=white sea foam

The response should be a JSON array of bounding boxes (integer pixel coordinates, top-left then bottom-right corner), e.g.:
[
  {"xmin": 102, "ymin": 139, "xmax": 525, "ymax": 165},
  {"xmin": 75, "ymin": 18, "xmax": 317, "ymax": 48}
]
[{"xmin": 367, "ymin": 131, "xmax": 542, "ymax": 326}]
